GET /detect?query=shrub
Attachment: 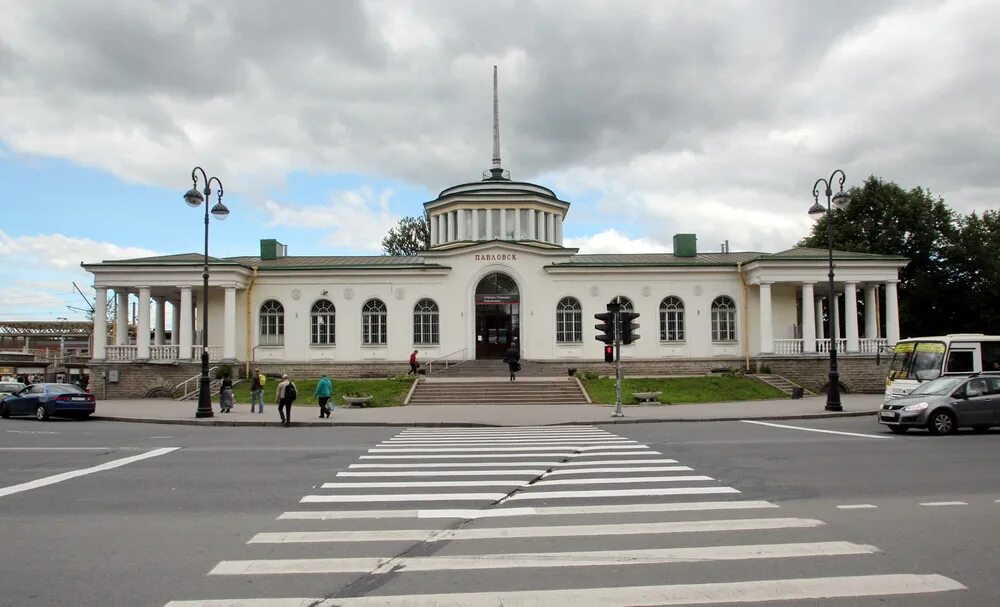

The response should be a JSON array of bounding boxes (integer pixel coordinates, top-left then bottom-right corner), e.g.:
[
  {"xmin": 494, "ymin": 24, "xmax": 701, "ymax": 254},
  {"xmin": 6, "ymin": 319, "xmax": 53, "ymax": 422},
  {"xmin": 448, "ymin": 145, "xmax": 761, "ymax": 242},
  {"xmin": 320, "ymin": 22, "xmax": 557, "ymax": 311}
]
[
  {"xmin": 578, "ymin": 370, "xmax": 600, "ymax": 381},
  {"xmin": 213, "ymin": 364, "xmax": 233, "ymax": 380}
]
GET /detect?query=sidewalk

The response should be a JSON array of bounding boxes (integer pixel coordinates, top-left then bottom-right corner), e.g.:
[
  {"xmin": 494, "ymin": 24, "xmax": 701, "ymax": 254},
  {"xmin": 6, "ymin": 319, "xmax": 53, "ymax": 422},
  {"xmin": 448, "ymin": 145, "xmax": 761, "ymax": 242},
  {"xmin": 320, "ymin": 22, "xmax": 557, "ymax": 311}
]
[{"xmin": 92, "ymin": 394, "xmax": 883, "ymax": 428}]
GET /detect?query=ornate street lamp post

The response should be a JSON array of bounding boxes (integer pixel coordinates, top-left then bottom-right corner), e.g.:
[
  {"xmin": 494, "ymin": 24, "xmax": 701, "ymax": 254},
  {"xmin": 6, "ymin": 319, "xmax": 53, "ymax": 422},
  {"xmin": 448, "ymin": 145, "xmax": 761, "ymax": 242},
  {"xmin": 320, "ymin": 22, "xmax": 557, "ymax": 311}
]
[
  {"xmin": 183, "ymin": 167, "xmax": 230, "ymax": 418},
  {"xmin": 808, "ymin": 170, "xmax": 851, "ymax": 412}
]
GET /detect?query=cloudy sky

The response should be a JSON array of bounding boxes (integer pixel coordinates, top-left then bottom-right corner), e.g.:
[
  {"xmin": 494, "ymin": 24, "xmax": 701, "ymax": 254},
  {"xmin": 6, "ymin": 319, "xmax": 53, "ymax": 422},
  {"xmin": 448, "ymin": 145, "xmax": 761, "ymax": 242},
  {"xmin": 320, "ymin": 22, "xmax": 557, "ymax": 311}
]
[{"xmin": 1, "ymin": 0, "xmax": 997, "ymax": 321}]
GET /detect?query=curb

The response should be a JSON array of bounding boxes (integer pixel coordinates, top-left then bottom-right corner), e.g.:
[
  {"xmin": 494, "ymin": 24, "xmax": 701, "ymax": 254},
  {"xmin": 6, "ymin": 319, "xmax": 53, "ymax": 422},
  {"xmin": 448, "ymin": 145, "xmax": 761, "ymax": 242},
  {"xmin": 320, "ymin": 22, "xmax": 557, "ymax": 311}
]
[{"xmin": 90, "ymin": 410, "xmax": 877, "ymax": 428}]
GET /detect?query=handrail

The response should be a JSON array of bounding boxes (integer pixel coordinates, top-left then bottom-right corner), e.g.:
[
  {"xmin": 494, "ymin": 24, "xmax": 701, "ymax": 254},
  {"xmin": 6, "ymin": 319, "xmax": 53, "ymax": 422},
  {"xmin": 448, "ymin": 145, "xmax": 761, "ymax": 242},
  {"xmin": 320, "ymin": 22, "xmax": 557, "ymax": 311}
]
[
  {"xmin": 174, "ymin": 367, "xmax": 219, "ymax": 400},
  {"xmin": 425, "ymin": 348, "xmax": 468, "ymax": 375}
]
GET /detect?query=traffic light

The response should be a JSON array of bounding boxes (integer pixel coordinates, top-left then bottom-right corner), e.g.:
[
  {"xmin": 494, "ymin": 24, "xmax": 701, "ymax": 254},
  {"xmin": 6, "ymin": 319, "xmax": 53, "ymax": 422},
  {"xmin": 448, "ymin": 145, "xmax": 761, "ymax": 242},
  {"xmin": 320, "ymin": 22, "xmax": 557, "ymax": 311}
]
[
  {"xmin": 604, "ymin": 344, "xmax": 615, "ymax": 363},
  {"xmin": 594, "ymin": 312, "xmax": 616, "ymax": 345},
  {"xmin": 620, "ymin": 311, "xmax": 640, "ymax": 344}
]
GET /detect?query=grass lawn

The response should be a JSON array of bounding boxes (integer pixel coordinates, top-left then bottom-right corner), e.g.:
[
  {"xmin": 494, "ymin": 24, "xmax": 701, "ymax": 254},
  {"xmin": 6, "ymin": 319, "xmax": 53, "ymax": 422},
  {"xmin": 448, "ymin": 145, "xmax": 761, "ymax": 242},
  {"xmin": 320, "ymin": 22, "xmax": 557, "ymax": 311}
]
[
  {"xmin": 581, "ymin": 375, "xmax": 787, "ymax": 405},
  {"xmin": 228, "ymin": 376, "xmax": 415, "ymax": 408}
]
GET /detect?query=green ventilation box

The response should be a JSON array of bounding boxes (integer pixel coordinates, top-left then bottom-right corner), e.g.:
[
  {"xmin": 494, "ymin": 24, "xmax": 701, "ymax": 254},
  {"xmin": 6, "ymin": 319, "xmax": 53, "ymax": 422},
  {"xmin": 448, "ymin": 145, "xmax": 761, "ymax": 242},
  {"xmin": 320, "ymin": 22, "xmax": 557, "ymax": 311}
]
[
  {"xmin": 260, "ymin": 239, "xmax": 287, "ymax": 260},
  {"xmin": 673, "ymin": 233, "xmax": 697, "ymax": 258}
]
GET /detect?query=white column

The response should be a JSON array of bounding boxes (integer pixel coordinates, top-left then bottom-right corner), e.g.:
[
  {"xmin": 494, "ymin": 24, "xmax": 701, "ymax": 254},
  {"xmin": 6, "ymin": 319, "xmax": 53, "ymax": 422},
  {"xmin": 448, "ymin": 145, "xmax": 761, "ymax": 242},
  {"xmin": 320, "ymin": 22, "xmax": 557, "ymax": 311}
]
[
  {"xmin": 486, "ymin": 207, "xmax": 494, "ymax": 239},
  {"xmin": 499, "ymin": 208, "xmax": 507, "ymax": 240},
  {"xmin": 93, "ymin": 287, "xmax": 108, "ymax": 360},
  {"xmin": 153, "ymin": 297, "xmax": 166, "ymax": 346},
  {"xmin": 885, "ymin": 280, "xmax": 900, "ymax": 345},
  {"xmin": 137, "ymin": 287, "xmax": 151, "ymax": 359},
  {"xmin": 801, "ymin": 283, "xmax": 816, "ymax": 353},
  {"xmin": 224, "ymin": 286, "xmax": 236, "ymax": 360},
  {"xmin": 430, "ymin": 214, "xmax": 438, "ymax": 245},
  {"xmin": 179, "ymin": 287, "xmax": 193, "ymax": 360},
  {"xmin": 815, "ymin": 298, "xmax": 825, "ymax": 339},
  {"xmin": 472, "ymin": 209, "xmax": 481, "ymax": 240},
  {"xmin": 758, "ymin": 282, "xmax": 773, "ymax": 354},
  {"xmin": 170, "ymin": 300, "xmax": 180, "ymax": 346},
  {"xmin": 831, "ymin": 293, "xmax": 841, "ymax": 341},
  {"xmin": 844, "ymin": 282, "xmax": 859, "ymax": 353},
  {"xmin": 115, "ymin": 290, "xmax": 129, "ymax": 345},
  {"xmin": 528, "ymin": 209, "xmax": 536, "ymax": 240},
  {"xmin": 864, "ymin": 284, "xmax": 878, "ymax": 339},
  {"xmin": 449, "ymin": 211, "xmax": 457, "ymax": 241},
  {"xmin": 513, "ymin": 209, "xmax": 522, "ymax": 240},
  {"xmin": 456, "ymin": 209, "xmax": 465, "ymax": 240},
  {"xmin": 437, "ymin": 214, "xmax": 445, "ymax": 244},
  {"xmin": 555, "ymin": 214, "xmax": 563, "ymax": 245}
]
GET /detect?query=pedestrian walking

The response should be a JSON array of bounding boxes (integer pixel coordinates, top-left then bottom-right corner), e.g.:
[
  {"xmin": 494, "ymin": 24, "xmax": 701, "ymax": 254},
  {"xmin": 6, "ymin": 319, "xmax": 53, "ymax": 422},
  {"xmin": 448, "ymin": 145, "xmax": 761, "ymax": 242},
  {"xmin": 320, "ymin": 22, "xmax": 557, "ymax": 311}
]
[
  {"xmin": 276, "ymin": 373, "xmax": 297, "ymax": 427},
  {"xmin": 408, "ymin": 349, "xmax": 420, "ymax": 375},
  {"xmin": 250, "ymin": 368, "xmax": 266, "ymax": 413},
  {"xmin": 219, "ymin": 374, "xmax": 234, "ymax": 413},
  {"xmin": 503, "ymin": 341, "xmax": 521, "ymax": 382},
  {"xmin": 315, "ymin": 373, "xmax": 333, "ymax": 418}
]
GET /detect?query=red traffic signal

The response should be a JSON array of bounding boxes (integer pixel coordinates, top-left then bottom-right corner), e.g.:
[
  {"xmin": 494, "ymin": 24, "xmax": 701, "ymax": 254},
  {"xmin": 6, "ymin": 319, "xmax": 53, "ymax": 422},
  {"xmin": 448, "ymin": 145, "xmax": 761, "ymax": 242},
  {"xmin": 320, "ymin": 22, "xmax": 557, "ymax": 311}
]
[{"xmin": 604, "ymin": 344, "xmax": 615, "ymax": 363}]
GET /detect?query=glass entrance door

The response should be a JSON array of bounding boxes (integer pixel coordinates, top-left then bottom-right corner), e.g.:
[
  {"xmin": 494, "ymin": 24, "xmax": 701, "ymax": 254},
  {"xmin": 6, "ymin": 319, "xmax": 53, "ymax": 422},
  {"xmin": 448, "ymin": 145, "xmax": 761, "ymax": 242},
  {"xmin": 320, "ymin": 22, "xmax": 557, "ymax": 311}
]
[
  {"xmin": 474, "ymin": 272, "xmax": 519, "ymax": 359},
  {"xmin": 476, "ymin": 314, "xmax": 513, "ymax": 359}
]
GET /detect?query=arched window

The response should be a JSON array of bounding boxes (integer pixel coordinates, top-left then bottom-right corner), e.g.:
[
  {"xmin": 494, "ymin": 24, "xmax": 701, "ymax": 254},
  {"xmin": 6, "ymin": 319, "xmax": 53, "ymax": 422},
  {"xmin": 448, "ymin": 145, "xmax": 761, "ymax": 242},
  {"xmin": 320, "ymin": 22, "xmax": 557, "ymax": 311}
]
[
  {"xmin": 659, "ymin": 296, "xmax": 685, "ymax": 341},
  {"xmin": 362, "ymin": 298, "xmax": 387, "ymax": 345},
  {"xmin": 311, "ymin": 299, "xmax": 335, "ymax": 345},
  {"xmin": 711, "ymin": 296, "xmax": 737, "ymax": 342},
  {"xmin": 413, "ymin": 298, "xmax": 439, "ymax": 345},
  {"xmin": 259, "ymin": 300, "xmax": 284, "ymax": 346},
  {"xmin": 556, "ymin": 297, "xmax": 582, "ymax": 343},
  {"xmin": 610, "ymin": 296, "xmax": 634, "ymax": 312}
]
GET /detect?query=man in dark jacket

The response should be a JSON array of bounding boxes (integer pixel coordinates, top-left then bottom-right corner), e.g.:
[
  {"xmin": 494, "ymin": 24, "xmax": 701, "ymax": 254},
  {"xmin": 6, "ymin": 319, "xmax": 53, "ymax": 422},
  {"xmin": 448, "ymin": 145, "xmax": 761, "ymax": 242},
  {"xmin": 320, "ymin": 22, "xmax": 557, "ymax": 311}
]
[{"xmin": 502, "ymin": 342, "xmax": 520, "ymax": 382}]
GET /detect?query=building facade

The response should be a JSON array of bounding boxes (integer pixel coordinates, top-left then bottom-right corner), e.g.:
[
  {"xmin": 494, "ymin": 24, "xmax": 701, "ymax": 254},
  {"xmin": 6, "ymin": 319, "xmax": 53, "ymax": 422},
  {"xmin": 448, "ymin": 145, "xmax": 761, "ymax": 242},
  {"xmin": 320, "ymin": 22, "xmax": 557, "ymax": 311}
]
[{"xmin": 83, "ymin": 171, "xmax": 907, "ymax": 383}]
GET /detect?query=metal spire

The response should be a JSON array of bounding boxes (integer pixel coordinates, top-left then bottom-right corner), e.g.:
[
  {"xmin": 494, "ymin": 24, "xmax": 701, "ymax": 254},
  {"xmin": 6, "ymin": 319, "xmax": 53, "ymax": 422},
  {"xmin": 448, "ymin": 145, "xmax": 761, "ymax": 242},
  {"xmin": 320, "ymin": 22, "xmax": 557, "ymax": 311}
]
[
  {"xmin": 485, "ymin": 65, "xmax": 509, "ymax": 181},
  {"xmin": 492, "ymin": 65, "xmax": 501, "ymax": 170}
]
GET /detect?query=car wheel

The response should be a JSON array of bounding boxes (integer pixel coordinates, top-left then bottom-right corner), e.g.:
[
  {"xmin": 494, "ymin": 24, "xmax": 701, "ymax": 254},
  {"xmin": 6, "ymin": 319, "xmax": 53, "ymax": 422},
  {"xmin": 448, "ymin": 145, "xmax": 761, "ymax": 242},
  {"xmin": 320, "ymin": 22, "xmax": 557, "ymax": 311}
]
[
  {"xmin": 888, "ymin": 426, "xmax": 908, "ymax": 434},
  {"xmin": 35, "ymin": 405, "xmax": 50, "ymax": 421},
  {"xmin": 972, "ymin": 425, "xmax": 991, "ymax": 433},
  {"xmin": 0, "ymin": 403, "xmax": 9, "ymax": 419},
  {"xmin": 926, "ymin": 410, "xmax": 956, "ymax": 435}
]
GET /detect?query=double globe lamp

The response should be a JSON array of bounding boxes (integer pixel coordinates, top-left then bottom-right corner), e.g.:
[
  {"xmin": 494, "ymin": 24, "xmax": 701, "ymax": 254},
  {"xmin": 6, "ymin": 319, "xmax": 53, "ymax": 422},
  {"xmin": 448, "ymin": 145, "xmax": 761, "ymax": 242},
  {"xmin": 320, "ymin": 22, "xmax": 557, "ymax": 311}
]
[
  {"xmin": 808, "ymin": 169, "xmax": 851, "ymax": 412},
  {"xmin": 184, "ymin": 167, "xmax": 230, "ymax": 418}
]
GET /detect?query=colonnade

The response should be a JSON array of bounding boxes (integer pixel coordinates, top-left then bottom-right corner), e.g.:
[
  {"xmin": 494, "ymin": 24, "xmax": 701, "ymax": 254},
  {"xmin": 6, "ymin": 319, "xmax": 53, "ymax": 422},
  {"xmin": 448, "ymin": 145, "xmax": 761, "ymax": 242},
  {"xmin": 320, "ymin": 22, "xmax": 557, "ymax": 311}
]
[
  {"xmin": 758, "ymin": 280, "xmax": 900, "ymax": 354},
  {"xmin": 430, "ymin": 208, "xmax": 563, "ymax": 246},
  {"xmin": 91, "ymin": 286, "xmax": 238, "ymax": 361}
]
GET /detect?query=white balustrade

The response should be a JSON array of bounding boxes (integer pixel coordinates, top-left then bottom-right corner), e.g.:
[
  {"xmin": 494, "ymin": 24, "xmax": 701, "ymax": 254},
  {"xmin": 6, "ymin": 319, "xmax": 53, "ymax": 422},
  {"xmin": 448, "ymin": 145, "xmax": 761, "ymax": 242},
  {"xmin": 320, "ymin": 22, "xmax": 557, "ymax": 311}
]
[
  {"xmin": 859, "ymin": 338, "xmax": 888, "ymax": 353},
  {"xmin": 149, "ymin": 345, "xmax": 180, "ymax": 360},
  {"xmin": 190, "ymin": 345, "xmax": 223, "ymax": 361},
  {"xmin": 106, "ymin": 346, "xmax": 137, "ymax": 361},
  {"xmin": 772, "ymin": 339, "xmax": 803, "ymax": 354},
  {"xmin": 816, "ymin": 339, "xmax": 848, "ymax": 354}
]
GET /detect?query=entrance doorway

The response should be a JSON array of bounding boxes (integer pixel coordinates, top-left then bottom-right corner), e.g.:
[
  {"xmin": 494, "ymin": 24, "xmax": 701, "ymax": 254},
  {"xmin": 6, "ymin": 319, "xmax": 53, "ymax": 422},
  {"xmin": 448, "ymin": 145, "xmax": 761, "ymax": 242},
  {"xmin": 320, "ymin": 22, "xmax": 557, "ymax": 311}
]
[{"xmin": 475, "ymin": 272, "xmax": 519, "ymax": 359}]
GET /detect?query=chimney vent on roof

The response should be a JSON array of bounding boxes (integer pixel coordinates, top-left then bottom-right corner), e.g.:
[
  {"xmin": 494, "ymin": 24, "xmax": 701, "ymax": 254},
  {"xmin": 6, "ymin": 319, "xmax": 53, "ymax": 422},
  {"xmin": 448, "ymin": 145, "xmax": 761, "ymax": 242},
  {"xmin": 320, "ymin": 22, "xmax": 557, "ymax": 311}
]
[
  {"xmin": 672, "ymin": 234, "xmax": 697, "ymax": 258},
  {"xmin": 260, "ymin": 239, "xmax": 287, "ymax": 260}
]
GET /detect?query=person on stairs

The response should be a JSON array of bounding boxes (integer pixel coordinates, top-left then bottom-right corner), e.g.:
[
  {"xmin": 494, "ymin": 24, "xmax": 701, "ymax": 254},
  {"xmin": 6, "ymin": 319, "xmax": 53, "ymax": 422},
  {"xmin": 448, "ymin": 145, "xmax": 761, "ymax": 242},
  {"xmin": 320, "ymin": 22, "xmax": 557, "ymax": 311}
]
[{"xmin": 503, "ymin": 341, "xmax": 521, "ymax": 382}]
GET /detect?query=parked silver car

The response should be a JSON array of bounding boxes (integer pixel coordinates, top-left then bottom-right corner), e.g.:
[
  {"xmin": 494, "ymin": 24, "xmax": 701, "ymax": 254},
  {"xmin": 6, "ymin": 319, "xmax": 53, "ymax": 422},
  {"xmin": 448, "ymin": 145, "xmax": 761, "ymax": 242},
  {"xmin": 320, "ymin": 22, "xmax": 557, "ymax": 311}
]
[{"xmin": 878, "ymin": 373, "xmax": 1000, "ymax": 434}]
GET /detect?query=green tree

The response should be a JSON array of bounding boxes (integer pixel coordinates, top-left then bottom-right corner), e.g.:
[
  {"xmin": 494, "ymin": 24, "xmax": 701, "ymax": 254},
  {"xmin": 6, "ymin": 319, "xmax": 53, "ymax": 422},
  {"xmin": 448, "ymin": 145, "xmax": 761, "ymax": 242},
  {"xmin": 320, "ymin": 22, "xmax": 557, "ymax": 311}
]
[
  {"xmin": 944, "ymin": 210, "xmax": 1000, "ymax": 334},
  {"xmin": 798, "ymin": 176, "xmax": 958, "ymax": 337},
  {"xmin": 381, "ymin": 214, "xmax": 430, "ymax": 256}
]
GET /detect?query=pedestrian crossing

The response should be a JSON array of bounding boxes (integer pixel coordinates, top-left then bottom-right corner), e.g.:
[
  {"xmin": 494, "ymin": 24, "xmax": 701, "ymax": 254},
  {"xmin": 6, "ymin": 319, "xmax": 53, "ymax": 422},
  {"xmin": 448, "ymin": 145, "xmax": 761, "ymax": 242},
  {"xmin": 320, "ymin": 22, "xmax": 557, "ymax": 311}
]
[{"xmin": 164, "ymin": 425, "xmax": 966, "ymax": 606}]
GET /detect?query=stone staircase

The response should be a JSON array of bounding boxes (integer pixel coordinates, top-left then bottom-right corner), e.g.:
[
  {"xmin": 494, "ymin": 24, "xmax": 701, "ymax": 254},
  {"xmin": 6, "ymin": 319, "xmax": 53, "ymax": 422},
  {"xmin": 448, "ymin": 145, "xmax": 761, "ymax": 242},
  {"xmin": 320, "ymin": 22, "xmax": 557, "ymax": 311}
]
[
  {"xmin": 428, "ymin": 359, "xmax": 576, "ymax": 378},
  {"xmin": 407, "ymin": 377, "xmax": 589, "ymax": 405},
  {"xmin": 754, "ymin": 374, "xmax": 810, "ymax": 396}
]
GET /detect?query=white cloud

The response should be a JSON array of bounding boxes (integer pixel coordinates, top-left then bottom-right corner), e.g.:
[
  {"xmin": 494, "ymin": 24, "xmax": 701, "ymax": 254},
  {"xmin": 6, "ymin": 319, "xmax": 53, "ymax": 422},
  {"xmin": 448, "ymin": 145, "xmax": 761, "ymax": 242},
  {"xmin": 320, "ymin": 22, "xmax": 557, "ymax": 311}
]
[
  {"xmin": 565, "ymin": 230, "xmax": 670, "ymax": 254},
  {"xmin": 261, "ymin": 187, "xmax": 400, "ymax": 252},
  {"xmin": 0, "ymin": 230, "xmax": 159, "ymax": 269}
]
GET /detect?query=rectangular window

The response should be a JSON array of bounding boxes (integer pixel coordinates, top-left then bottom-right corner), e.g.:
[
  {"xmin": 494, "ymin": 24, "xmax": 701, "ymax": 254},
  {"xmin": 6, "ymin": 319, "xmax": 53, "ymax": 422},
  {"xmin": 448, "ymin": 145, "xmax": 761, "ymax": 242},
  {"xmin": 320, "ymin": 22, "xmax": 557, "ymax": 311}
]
[{"xmin": 490, "ymin": 209, "xmax": 501, "ymax": 238}]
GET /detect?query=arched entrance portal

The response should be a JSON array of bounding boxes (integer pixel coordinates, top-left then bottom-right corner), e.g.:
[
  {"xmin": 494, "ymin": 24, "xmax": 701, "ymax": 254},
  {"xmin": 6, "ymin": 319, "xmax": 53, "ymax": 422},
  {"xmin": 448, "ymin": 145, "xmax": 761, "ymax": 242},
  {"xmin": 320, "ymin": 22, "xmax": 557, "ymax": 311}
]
[{"xmin": 475, "ymin": 272, "xmax": 520, "ymax": 359}]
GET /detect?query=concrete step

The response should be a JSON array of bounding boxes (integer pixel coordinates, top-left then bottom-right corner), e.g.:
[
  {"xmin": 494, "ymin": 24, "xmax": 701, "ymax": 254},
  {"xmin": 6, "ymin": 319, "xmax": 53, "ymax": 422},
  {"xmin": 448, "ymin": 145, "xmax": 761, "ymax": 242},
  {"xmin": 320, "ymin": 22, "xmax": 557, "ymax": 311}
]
[{"xmin": 407, "ymin": 377, "xmax": 589, "ymax": 406}]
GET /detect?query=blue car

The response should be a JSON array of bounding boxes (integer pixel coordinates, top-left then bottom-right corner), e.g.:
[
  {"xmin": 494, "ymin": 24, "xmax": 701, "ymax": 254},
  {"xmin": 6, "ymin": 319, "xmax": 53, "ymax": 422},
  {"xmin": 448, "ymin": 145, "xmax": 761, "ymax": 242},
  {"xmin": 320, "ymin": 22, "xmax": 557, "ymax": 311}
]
[{"xmin": 0, "ymin": 383, "xmax": 96, "ymax": 420}]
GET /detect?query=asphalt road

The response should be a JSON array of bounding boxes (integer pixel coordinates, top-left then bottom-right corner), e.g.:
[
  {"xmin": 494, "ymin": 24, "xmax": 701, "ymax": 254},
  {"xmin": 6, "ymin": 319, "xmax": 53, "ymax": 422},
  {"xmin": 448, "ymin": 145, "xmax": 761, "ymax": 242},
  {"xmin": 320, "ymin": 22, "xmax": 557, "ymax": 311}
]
[{"xmin": 0, "ymin": 417, "xmax": 997, "ymax": 606}]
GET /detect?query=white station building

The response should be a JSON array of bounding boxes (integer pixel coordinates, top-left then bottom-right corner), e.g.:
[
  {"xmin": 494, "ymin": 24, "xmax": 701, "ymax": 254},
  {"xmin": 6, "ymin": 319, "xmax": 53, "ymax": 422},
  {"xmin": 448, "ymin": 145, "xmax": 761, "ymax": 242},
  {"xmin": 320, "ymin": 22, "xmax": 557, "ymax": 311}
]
[{"xmin": 84, "ymin": 78, "xmax": 907, "ymax": 396}]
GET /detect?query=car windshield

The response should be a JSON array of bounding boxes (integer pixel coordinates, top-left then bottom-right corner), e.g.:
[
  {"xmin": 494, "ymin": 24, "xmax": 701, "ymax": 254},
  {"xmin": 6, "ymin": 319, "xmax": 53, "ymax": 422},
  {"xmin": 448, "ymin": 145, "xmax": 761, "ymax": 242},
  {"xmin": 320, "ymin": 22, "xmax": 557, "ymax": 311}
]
[
  {"xmin": 0, "ymin": 383, "xmax": 24, "ymax": 393},
  {"xmin": 910, "ymin": 376, "xmax": 966, "ymax": 396},
  {"xmin": 46, "ymin": 384, "xmax": 86, "ymax": 394}
]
